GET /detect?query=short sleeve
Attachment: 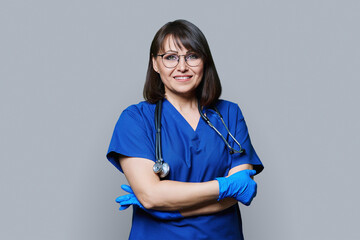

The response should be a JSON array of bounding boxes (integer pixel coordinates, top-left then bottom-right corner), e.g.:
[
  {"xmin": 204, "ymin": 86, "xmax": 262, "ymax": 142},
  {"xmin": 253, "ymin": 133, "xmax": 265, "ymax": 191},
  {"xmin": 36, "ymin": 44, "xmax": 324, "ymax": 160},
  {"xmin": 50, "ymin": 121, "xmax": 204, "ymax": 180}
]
[
  {"xmin": 230, "ymin": 104, "xmax": 264, "ymax": 175},
  {"xmin": 106, "ymin": 107, "xmax": 156, "ymax": 173}
]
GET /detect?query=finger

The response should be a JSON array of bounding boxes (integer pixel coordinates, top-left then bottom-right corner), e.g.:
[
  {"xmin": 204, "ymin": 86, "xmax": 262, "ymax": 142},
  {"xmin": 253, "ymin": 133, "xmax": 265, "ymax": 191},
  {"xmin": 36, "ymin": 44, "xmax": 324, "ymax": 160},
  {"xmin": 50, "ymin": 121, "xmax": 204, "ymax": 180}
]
[
  {"xmin": 252, "ymin": 181, "xmax": 258, "ymax": 198},
  {"xmin": 119, "ymin": 205, "xmax": 130, "ymax": 211},
  {"xmin": 247, "ymin": 169, "xmax": 257, "ymax": 177},
  {"xmin": 115, "ymin": 194, "xmax": 132, "ymax": 203},
  {"xmin": 118, "ymin": 199, "xmax": 136, "ymax": 206},
  {"xmin": 246, "ymin": 182, "xmax": 258, "ymax": 205},
  {"xmin": 121, "ymin": 184, "xmax": 134, "ymax": 194}
]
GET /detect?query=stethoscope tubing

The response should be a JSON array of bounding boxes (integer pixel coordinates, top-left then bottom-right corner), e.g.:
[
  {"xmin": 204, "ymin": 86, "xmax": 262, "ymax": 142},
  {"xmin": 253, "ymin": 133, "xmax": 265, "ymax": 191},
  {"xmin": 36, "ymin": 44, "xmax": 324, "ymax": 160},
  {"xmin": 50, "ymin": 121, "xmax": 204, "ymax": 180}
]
[
  {"xmin": 154, "ymin": 99, "xmax": 244, "ymax": 178},
  {"xmin": 197, "ymin": 103, "xmax": 244, "ymax": 154}
]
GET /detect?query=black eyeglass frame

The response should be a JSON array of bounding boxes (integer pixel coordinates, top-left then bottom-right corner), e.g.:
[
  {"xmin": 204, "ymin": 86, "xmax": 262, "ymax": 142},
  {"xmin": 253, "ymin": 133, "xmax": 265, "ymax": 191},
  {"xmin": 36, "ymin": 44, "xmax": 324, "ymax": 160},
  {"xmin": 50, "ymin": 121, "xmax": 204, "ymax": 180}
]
[{"xmin": 155, "ymin": 52, "xmax": 203, "ymax": 68}]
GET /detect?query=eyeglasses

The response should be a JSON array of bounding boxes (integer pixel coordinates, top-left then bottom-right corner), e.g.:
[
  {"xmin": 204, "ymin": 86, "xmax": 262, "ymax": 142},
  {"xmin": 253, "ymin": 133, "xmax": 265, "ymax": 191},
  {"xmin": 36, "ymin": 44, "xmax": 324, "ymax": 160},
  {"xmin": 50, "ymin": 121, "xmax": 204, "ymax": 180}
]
[{"xmin": 156, "ymin": 52, "xmax": 202, "ymax": 68}]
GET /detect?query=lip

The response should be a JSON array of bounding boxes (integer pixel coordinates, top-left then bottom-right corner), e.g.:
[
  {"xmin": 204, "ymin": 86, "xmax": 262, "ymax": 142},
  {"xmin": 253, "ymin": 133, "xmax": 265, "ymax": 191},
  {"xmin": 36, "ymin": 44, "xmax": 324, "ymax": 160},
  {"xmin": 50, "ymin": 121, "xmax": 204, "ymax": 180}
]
[{"xmin": 173, "ymin": 75, "xmax": 193, "ymax": 82}]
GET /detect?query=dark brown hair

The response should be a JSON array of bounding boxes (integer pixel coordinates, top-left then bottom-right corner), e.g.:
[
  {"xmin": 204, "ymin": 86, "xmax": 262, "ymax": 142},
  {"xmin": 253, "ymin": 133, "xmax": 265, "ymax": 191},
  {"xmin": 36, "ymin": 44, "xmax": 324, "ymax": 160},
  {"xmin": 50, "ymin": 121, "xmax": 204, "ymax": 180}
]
[{"xmin": 143, "ymin": 19, "xmax": 222, "ymax": 107}]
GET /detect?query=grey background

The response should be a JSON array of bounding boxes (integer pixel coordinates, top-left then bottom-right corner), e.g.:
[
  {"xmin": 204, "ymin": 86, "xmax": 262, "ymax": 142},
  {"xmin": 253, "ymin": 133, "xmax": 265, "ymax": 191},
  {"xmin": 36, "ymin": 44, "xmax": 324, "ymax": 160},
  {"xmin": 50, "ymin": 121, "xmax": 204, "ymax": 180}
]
[{"xmin": 1, "ymin": 0, "xmax": 359, "ymax": 239}]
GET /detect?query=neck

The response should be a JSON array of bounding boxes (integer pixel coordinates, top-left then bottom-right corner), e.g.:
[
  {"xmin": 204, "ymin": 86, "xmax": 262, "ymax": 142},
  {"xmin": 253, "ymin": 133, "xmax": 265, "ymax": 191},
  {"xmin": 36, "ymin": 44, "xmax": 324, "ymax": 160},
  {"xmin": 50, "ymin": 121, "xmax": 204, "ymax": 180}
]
[{"xmin": 165, "ymin": 92, "xmax": 198, "ymax": 112}]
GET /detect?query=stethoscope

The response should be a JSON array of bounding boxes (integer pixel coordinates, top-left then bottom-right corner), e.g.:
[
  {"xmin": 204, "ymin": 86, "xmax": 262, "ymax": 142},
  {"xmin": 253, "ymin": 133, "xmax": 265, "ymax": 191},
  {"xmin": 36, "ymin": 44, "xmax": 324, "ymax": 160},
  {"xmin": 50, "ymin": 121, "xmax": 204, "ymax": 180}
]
[{"xmin": 153, "ymin": 99, "xmax": 245, "ymax": 178}]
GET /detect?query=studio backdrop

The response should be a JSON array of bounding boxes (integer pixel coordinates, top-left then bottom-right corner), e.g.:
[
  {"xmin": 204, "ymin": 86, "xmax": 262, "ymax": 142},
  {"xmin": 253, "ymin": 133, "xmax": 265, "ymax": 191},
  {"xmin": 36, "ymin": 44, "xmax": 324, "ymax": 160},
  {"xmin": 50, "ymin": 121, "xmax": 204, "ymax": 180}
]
[{"xmin": 1, "ymin": 0, "xmax": 359, "ymax": 239}]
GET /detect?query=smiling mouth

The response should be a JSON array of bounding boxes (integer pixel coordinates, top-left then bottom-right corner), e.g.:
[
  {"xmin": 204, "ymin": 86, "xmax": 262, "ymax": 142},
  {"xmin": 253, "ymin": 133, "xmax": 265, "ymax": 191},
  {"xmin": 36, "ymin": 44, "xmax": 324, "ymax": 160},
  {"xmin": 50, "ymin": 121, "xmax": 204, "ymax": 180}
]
[{"xmin": 174, "ymin": 76, "xmax": 192, "ymax": 81}]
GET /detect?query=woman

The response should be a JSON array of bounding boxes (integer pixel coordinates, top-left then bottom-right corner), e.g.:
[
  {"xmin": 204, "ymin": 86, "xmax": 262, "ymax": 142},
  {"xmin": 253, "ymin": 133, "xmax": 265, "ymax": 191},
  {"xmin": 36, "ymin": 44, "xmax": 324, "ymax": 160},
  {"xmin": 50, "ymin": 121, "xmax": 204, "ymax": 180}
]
[{"xmin": 107, "ymin": 19, "xmax": 264, "ymax": 240}]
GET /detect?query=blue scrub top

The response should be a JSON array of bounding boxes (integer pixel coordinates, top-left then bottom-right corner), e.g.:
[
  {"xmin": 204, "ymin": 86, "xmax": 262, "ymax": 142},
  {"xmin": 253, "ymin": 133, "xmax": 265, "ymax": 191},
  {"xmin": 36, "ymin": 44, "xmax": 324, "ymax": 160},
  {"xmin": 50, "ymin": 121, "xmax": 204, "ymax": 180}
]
[{"xmin": 107, "ymin": 99, "xmax": 263, "ymax": 240}]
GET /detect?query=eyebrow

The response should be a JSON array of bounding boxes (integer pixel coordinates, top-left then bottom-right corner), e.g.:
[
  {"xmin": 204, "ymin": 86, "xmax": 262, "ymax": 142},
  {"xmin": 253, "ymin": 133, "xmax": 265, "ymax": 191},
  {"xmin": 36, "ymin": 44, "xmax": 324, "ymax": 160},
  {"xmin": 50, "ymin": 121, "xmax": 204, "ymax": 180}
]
[{"xmin": 163, "ymin": 50, "xmax": 194, "ymax": 54}]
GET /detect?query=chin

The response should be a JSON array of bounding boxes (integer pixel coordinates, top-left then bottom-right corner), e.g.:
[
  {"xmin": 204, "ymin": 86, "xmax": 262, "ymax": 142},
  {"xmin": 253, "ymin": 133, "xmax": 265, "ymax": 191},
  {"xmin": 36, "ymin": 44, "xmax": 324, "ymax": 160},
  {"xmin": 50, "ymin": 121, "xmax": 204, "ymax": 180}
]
[{"xmin": 173, "ymin": 88, "xmax": 198, "ymax": 97}]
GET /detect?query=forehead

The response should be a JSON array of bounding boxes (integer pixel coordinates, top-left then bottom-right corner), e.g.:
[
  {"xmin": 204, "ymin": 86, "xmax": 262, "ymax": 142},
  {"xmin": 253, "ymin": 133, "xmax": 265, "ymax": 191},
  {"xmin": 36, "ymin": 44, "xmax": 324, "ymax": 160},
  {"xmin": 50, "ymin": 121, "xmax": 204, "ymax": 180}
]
[{"xmin": 160, "ymin": 35, "xmax": 189, "ymax": 53}]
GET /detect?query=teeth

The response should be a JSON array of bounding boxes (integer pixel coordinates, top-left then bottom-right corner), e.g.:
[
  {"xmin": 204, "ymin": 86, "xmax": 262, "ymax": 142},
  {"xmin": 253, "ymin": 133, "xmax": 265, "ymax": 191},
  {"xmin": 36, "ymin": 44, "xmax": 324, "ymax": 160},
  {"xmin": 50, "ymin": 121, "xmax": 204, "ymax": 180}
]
[{"xmin": 175, "ymin": 77, "xmax": 191, "ymax": 80}]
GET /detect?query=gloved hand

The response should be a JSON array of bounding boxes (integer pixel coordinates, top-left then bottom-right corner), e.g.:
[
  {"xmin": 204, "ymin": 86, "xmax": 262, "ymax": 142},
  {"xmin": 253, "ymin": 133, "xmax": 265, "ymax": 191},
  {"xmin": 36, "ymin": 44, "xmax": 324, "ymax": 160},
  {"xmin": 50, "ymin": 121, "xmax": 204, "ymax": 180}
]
[
  {"xmin": 216, "ymin": 169, "xmax": 257, "ymax": 206},
  {"xmin": 115, "ymin": 185, "xmax": 183, "ymax": 220}
]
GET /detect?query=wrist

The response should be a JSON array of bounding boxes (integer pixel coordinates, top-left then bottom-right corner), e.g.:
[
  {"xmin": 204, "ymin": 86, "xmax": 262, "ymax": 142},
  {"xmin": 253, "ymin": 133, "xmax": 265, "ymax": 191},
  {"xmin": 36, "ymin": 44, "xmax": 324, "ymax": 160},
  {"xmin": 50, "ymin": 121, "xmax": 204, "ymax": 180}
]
[{"xmin": 215, "ymin": 177, "xmax": 229, "ymax": 201}]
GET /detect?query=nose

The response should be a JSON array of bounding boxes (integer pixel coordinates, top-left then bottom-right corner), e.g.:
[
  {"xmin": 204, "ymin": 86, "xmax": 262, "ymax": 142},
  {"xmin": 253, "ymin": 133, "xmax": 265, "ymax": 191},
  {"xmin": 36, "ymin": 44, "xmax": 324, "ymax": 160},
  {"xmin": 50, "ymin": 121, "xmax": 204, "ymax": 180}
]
[{"xmin": 177, "ymin": 55, "xmax": 188, "ymax": 72}]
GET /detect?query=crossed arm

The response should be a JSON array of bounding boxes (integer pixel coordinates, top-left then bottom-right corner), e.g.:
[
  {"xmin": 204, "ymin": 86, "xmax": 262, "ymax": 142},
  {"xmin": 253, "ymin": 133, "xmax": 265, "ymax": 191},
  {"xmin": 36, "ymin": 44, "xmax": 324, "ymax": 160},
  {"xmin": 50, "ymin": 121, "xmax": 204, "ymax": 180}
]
[{"xmin": 119, "ymin": 156, "xmax": 253, "ymax": 217}]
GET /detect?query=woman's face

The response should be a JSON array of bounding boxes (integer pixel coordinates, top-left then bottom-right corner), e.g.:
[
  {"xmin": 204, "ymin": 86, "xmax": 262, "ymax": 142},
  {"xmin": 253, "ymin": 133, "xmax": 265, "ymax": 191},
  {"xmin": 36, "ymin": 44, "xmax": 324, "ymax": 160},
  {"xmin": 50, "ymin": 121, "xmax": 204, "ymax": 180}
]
[{"xmin": 152, "ymin": 36, "xmax": 204, "ymax": 99}]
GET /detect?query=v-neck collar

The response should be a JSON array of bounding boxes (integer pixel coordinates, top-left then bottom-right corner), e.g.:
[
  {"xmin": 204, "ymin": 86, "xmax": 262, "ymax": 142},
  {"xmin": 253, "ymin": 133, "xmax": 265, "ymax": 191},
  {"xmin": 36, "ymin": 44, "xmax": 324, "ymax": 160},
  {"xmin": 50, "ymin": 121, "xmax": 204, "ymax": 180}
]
[{"xmin": 163, "ymin": 98, "xmax": 202, "ymax": 132}]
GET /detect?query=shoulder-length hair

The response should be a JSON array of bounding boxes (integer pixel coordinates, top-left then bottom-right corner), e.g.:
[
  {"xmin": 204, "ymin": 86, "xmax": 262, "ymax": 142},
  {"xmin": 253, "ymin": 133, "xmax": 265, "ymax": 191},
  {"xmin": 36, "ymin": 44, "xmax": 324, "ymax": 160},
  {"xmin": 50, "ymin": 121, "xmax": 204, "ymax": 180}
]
[{"xmin": 143, "ymin": 19, "xmax": 222, "ymax": 107}]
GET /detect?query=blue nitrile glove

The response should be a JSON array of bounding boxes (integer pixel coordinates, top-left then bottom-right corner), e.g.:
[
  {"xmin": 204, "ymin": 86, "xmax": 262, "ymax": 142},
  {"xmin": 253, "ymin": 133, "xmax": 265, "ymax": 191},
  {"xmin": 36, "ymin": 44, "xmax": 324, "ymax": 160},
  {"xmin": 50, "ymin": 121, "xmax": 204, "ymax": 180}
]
[
  {"xmin": 115, "ymin": 184, "xmax": 183, "ymax": 220},
  {"xmin": 216, "ymin": 169, "xmax": 257, "ymax": 206}
]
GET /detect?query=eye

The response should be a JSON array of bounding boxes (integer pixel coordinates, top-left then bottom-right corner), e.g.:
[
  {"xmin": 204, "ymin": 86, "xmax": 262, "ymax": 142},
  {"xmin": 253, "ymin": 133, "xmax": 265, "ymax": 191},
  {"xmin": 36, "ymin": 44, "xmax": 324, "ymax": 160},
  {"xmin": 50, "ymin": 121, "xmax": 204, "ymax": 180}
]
[
  {"xmin": 186, "ymin": 53, "xmax": 200, "ymax": 60},
  {"xmin": 164, "ymin": 54, "xmax": 179, "ymax": 61}
]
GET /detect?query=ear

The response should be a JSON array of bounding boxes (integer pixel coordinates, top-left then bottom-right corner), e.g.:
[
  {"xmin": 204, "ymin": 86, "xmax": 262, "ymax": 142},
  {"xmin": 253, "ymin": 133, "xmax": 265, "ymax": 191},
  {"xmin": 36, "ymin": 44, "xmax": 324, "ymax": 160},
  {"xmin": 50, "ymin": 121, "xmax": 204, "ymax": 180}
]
[{"xmin": 152, "ymin": 56, "xmax": 159, "ymax": 73}]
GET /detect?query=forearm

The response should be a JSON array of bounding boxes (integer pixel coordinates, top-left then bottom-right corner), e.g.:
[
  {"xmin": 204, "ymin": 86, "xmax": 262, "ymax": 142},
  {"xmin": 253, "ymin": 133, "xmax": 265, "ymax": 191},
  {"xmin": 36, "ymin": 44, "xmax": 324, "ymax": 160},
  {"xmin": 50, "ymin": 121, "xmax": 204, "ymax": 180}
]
[
  {"xmin": 179, "ymin": 198, "xmax": 237, "ymax": 217},
  {"xmin": 134, "ymin": 178, "xmax": 219, "ymax": 211},
  {"xmin": 116, "ymin": 185, "xmax": 238, "ymax": 220}
]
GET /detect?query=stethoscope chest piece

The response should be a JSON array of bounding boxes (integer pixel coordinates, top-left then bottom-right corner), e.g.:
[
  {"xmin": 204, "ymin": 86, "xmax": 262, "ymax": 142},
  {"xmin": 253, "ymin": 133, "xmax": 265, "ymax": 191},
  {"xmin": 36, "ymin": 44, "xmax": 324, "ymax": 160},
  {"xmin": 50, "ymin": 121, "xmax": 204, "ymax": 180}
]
[
  {"xmin": 153, "ymin": 161, "xmax": 163, "ymax": 174},
  {"xmin": 159, "ymin": 162, "xmax": 170, "ymax": 178},
  {"xmin": 153, "ymin": 160, "xmax": 170, "ymax": 178}
]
